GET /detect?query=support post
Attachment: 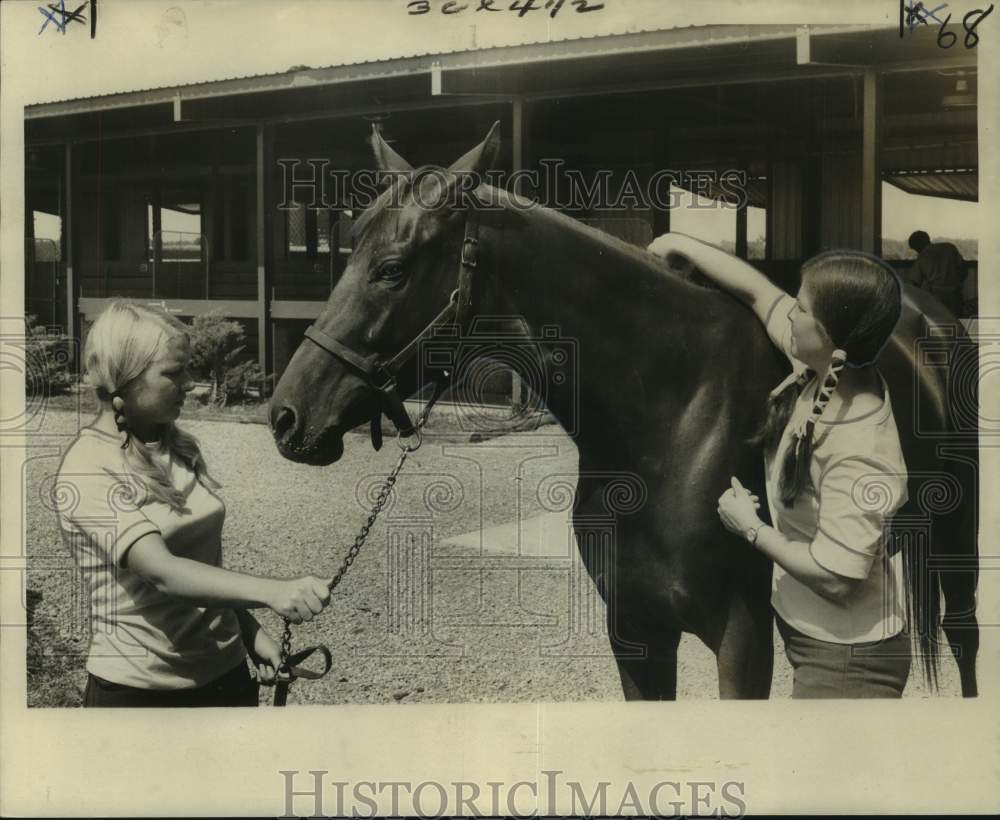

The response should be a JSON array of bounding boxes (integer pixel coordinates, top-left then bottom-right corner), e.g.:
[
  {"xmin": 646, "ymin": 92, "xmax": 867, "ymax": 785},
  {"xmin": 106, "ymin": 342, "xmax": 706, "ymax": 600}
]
[
  {"xmin": 735, "ymin": 201, "xmax": 748, "ymax": 259},
  {"xmin": 151, "ymin": 190, "xmax": 162, "ymax": 298},
  {"xmin": 511, "ymin": 98, "xmax": 528, "ymax": 412},
  {"xmin": 652, "ymin": 123, "xmax": 670, "ymax": 238},
  {"xmin": 765, "ymin": 157, "xmax": 773, "ymax": 262},
  {"xmin": 512, "ymin": 96, "xmax": 526, "ymax": 197},
  {"xmin": 861, "ymin": 69, "xmax": 882, "ymax": 255},
  {"xmin": 63, "ymin": 143, "xmax": 75, "ymax": 347},
  {"xmin": 256, "ymin": 125, "xmax": 274, "ymax": 387}
]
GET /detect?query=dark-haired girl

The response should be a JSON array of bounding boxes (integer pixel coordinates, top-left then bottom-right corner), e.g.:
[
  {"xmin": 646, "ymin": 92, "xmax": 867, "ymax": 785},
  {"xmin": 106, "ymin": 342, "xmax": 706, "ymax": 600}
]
[{"xmin": 648, "ymin": 234, "xmax": 911, "ymax": 699}]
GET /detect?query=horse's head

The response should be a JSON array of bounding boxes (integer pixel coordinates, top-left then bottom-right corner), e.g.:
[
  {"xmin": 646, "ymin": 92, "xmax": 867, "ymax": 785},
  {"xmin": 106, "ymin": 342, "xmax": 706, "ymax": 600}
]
[{"xmin": 269, "ymin": 122, "xmax": 502, "ymax": 464}]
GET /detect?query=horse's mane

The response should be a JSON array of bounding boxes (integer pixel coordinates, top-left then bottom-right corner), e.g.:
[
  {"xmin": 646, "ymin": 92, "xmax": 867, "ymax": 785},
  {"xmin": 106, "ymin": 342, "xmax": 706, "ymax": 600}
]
[
  {"xmin": 351, "ymin": 176, "xmax": 721, "ymax": 296},
  {"xmin": 479, "ymin": 184, "xmax": 720, "ymax": 296}
]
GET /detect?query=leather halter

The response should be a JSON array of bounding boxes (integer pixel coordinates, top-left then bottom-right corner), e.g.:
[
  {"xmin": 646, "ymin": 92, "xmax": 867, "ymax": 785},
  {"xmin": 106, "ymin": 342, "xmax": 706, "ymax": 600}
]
[{"xmin": 302, "ymin": 204, "xmax": 481, "ymax": 448}]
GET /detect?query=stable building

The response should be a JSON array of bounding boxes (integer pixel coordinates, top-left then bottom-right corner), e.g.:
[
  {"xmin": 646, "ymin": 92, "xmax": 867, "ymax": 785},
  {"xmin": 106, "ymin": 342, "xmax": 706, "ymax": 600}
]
[{"xmin": 23, "ymin": 23, "xmax": 979, "ymax": 382}]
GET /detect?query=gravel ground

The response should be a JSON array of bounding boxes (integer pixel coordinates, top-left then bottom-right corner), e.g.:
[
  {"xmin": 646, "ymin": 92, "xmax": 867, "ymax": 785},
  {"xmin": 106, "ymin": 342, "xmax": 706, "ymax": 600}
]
[{"xmin": 24, "ymin": 407, "xmax": 959, "ymax": 706}]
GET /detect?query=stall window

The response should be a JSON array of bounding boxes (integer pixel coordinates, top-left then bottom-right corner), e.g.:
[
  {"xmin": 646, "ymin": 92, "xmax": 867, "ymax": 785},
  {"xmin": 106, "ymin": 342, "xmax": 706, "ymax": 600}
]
[
  {"xmin": 33, "ymin": 210, "xmax": 62, "ymax": 254},
  {"xmin": 747, "ymin": 205, "xmax": 767, "ymax": 260},
  {"xmin": 148, "ymin": 196, "xmax": 204, "ymax": 262},
  {"xmin": 285, "ymin": 205, "xmax": 338, "ymax": 259}
]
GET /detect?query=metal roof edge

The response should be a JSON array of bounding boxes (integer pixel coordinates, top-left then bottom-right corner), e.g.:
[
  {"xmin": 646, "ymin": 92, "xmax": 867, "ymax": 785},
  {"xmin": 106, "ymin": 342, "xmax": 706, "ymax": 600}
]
[{"xmin": 25, "ymin": 23, "xmax": 886, "ymax": 120}]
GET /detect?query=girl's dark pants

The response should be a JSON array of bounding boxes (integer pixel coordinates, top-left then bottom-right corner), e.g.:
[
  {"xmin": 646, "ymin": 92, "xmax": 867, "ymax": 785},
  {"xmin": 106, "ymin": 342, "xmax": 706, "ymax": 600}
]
[
  {"xmin": 83, "ymin": 660, "xmax": 259, "ymax": 707},
  {"xmin": 776, "ymin": 613, "xmax": 912, "ymax": 698}
]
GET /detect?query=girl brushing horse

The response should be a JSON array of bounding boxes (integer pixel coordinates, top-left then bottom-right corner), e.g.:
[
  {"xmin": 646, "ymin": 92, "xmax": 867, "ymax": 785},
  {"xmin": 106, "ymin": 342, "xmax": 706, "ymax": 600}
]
[
  {"xmin": 270, "ymin": 123, "xmax": 976, "ymax": 698},
  {"xmin": 56, "ymin": 300, "xmax": 332, "ymax": 707},
  {"xmin": 649, "ymin": 236, "xmax": 911, "ymax": 698}
]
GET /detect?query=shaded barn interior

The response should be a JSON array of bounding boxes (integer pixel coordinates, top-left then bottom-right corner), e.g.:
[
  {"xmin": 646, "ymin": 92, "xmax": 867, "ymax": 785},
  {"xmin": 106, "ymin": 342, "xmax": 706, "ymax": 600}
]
[{"xmin": 24, "ymin": 24, "xmax": 978, "ymax": 388}]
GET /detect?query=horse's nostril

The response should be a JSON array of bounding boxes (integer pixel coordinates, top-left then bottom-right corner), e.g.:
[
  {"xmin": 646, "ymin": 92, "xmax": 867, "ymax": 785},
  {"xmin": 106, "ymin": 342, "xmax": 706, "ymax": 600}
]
[{"xmin": 272, "ymin": 405, "xmax": 297, "ymax": 440}]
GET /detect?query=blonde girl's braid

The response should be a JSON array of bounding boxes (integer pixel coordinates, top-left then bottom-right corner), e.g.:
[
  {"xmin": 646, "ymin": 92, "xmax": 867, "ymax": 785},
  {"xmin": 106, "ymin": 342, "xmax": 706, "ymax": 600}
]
[
  {"xmin": 110, "ymin": 392, "xmax": 131, "ymax": 449},
  {"xmin": 84, "ymin": 299, "xmax": 220, "ymax": 512}
]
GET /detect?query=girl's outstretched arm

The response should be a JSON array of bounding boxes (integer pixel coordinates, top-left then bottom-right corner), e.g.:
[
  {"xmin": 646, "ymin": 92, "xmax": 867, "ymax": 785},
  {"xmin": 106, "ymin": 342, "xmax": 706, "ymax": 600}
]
[
  {"xmin": 124, "ymin": 532, "xmax": 331, "ymax": 623},
  {"xmin": 648, "ymin": 232, "xmax": 786, "ymax": 327}
]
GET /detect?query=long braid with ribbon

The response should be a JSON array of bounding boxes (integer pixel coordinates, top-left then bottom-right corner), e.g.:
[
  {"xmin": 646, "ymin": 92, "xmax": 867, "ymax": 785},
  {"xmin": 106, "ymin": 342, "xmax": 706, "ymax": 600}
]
[
  {"xmin": 776, "ymin": 348, "xmax": 848, "ymax": 507},
  {"xmin": 768, "ymin": 363, "xmax": 814, "ymax": 402},
  {"xmin": 792, "ymin": 348, "xmax": 848, "ymax": 454}
]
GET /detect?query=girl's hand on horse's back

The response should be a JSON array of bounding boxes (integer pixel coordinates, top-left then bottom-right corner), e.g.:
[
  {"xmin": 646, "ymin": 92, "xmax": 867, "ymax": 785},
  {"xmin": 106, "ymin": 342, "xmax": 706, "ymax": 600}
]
[
  {"xmin": 267, "ymin": 576, "xmax": 333, "ymax": 623},
  {"xmin": 648, "ymin": 234, "xmax": 696, "ymax": 277},
  {"xmin": 647, "ymin": 233, "xmax": 683, "ymax": 258}
]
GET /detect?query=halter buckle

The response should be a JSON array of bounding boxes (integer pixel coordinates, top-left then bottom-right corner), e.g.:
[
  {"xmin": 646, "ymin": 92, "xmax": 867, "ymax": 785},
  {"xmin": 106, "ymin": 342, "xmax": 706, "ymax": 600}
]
[
  {"xmin": 461, "ymin": 237, "xmax": 479, "ymax": 268},
  {"xmin": 370, "ymin": 363, "xmax": 397, "ymax": 393}
]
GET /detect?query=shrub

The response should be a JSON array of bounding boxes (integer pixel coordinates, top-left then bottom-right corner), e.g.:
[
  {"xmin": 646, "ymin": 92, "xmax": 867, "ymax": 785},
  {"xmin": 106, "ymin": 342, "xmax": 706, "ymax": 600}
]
[
  {"xmin": 187, "ymin": 312, "xmax": 248, "ymax": 407},
  {"xmin": 24, "ymin": 315, "xmax": 76, "ymax": 397},
  {"xmin": 186, "ymin": 312, "xmax": 273, "ymax": 406},
  {"xmin": 224, "ymin": 360, "xmax": 273, "ymax": 404}
]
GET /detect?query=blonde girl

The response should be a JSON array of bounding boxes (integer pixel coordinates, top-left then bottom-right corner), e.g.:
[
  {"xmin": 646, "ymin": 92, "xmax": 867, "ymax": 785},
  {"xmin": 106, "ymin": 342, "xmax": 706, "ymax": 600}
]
[{"xmin": 56, "ymin": 300, "xmax": 331, "ymax": 707}]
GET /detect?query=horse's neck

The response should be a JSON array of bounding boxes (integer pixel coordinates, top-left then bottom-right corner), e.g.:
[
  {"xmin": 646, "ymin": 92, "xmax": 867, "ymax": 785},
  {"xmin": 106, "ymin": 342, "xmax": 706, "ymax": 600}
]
[
  {"xmin": 482, "ymin": 200, "xmax": 746, "ymax": 450},
  {"xmin": 489, "ymin": 200, "xmax": 717, "ymax": 326}
]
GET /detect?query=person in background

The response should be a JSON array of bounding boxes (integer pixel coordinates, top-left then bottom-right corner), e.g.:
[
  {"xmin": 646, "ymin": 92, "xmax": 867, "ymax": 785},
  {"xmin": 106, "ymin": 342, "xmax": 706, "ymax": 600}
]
[{"xmin": 906, "ymin": 230, "xmax": 966, "ymax": 317}]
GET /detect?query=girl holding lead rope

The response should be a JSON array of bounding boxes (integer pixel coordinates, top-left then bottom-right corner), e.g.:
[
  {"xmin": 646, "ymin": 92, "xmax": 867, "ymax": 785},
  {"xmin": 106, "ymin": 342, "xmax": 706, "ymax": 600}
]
[{"xmin": 57, "ymin": 301, "xmax": 332, "ymax": 707}]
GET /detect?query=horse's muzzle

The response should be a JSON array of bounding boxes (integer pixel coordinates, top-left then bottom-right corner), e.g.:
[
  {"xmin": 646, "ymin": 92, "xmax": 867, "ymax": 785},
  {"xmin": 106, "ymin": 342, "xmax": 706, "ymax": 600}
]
[{"xmin": 269, "ymin": 403, "xmax": 346, "ymax": 465}]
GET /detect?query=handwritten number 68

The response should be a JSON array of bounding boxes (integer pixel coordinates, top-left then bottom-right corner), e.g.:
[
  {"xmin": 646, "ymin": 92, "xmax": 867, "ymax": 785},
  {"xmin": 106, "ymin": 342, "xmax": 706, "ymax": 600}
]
[{"xmin": 936, "ymin": 5, "xmax": 994, "ymax": 48}]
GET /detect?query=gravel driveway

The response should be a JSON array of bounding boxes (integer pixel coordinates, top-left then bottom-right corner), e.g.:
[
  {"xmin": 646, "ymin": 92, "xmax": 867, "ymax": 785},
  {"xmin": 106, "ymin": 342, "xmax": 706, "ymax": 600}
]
[{"xmin": 24, "ymin": 408, "xmax": 958, "ymax": 705}]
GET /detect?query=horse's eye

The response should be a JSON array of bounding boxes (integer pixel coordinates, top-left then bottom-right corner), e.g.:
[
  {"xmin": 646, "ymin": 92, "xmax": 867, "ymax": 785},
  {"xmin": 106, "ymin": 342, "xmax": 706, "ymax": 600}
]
[{"xmin": 377, "ymin": 260, "xmax": 406, "ymax": 282}]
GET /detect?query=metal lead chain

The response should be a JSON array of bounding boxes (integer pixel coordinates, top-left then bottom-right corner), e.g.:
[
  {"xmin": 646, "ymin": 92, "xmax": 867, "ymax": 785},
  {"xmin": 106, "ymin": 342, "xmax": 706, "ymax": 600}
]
[
  {"xmin": 279, "ymin": 617, "xmax": 293, "ymax": 674},
  {"xmin": 329, "ymin": 443, "xmax": 411, "ymax": 593},
  {"xmin": 274, "ymin": 384, "xmax": 444, "ymax": 686},
  {"xmin": 277, "ymin": 434, "xmax": 417, "ymax": 678}
]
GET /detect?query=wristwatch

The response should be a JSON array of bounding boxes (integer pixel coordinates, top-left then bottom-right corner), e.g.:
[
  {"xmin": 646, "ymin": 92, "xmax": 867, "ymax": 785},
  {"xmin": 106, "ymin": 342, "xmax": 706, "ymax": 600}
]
[{"xmin": 744, "ymin": 522, "xmax": 765, "ymax": 545}]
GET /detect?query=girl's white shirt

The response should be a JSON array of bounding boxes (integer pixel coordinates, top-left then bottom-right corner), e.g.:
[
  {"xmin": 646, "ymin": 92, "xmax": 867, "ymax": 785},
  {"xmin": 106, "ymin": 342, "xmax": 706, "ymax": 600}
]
[
  {"xmin": 56, "ymin": 426, "xmax": 246, "ymax": 688},
  {"xmin": 762, "ymin": 294, "xmax": 909, "ymax": 644}
]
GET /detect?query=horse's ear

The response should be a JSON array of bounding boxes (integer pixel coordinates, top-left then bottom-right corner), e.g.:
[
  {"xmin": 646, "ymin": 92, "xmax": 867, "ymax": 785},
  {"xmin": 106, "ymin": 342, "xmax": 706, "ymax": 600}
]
[
  {"xmin": 448, "ymin": 120, "xmax": 501, "ymax": 176},
  {"xmin": 370, "ymin": 124, "xmax": 413, "ymax": 173}
]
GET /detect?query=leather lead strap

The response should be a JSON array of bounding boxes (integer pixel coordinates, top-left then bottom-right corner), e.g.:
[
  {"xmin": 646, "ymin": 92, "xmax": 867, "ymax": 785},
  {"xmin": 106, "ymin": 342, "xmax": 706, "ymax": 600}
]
[
  {"xmin": 370, "ymin": 415, "xmax": 384, "ymax": 451},
  {"xmin": 455, "ymin": 206, "xmax": 480, "ymax": 329},
  {"xmin": 272, "ymin": 644, "xmax": 334, "ymax": 707}
]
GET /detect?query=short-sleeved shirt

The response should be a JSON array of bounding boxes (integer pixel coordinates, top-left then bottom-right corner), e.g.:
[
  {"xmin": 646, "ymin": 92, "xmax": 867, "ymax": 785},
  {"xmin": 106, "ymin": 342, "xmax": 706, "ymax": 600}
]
[
  {"xmin": 56, "ymin": 427, "xmax": 246, "ymax": 689},
  {"xmin": 762, "ymin": 294, "xmax": 909, "ymax": 644}
]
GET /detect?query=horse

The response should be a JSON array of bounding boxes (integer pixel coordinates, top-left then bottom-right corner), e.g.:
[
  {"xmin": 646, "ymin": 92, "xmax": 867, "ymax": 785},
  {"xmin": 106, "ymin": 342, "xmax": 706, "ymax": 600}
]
[{"xmin": 269, "ymin": 123, "xmax": 979, "ymax": 699}]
